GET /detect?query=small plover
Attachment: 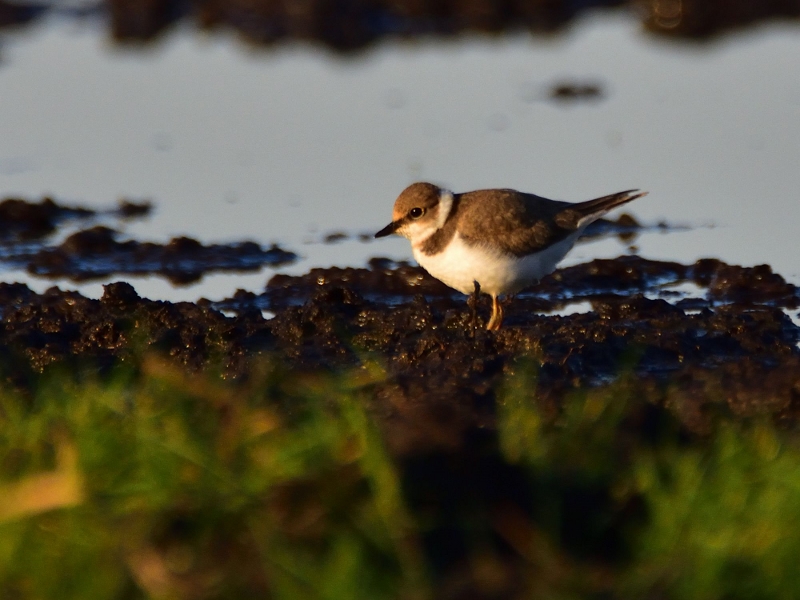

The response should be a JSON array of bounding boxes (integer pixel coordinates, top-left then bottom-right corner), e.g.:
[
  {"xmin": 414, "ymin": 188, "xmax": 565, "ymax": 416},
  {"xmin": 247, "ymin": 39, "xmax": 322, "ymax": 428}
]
[{"xmin": 375, "ymin": 182, "xmax": 647, "ymax": 330}]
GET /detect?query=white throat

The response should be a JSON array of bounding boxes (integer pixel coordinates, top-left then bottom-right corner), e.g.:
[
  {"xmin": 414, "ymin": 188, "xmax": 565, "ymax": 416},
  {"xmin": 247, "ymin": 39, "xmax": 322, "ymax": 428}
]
[
  {"xmin": 405, "ymin": 188, "xmax": 455, "ymax": 247},
  {"xmin": 436, "ymin": 189, "xmax": 454, "ymax": 229}
]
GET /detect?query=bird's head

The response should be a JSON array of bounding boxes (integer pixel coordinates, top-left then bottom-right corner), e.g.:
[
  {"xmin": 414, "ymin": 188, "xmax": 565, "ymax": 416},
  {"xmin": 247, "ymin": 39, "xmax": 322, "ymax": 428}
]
[{"xmin": 374, "ymin": 182, "xmax": 455, "ymax": 245}]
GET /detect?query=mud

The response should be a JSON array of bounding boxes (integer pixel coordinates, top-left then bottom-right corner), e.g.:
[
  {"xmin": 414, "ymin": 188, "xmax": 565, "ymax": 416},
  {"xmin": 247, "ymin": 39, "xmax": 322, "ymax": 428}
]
[
  {"xmin": 637, "ymin": 0, "xmax": 800, "ymax": 38},
  {"xmin": 0, "ymin": 196, "xmax": 97, "ymax": 240},
  {"xmin": 1, "ymin": 196, "xmax": 797, "ymax": 442},
  {"xmin": 24, "ymin": 226, "xmax": 296, "ymax": 284},
  {"xmin": 0, "ymin": 196, "xmax": 296, "ymax": 284},
  {"xmin": 2, "ymin": 0, "xmax": 797, "ymax": 48},
  {"xmin": 547, "ymin": 81, "xmax": 605, "ymax": 103},
  {"xmin": 112, "ymin": 0, "xmax": 800, "ymax": 48},
  {"xmin": 1, "ymin": 251, "xmax": 798, "ymax": 441}
]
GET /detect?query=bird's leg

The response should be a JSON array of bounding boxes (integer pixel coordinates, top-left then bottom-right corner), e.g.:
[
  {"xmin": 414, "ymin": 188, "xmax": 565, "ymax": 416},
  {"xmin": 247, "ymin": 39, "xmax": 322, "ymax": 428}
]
[
  {"xmin": 487, "ymin": 295, "xmax": 504, "ymax": 330},
  {"xmin": 467, "ymin": 280, "xmax": 481, "ymax": 329}
]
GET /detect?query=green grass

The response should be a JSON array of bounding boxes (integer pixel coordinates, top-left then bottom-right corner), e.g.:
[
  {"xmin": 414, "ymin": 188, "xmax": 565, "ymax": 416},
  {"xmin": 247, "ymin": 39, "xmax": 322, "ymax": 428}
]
[
  {"xmin": 625, "ymin": 423, "xmax": 800, "ymax": 600},
  {"xmin": 1, "ymin": 356, "xmax": 800, "ymax": 599}
]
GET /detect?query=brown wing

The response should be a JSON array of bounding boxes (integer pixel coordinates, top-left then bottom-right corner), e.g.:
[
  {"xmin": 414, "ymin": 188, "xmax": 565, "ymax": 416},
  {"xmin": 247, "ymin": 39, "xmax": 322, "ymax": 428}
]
[
  {"xmin": 456, "ymin": 189, "xmax": 573, "ymax": 257},
  {"xmin": 458, "ymin": 188, "xmax": 646, "ymax": 257}
]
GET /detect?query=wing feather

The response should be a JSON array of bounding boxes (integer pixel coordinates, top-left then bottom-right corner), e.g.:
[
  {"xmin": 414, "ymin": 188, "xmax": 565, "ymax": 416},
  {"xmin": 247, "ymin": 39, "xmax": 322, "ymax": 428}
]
[{"xmin": 457, "ymin": 188, "xmax": 646, "ymax": 257}]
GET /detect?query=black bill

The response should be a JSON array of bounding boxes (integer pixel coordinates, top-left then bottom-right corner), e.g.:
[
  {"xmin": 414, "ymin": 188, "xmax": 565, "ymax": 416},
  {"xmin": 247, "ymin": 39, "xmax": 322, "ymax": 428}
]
[{"xmin": 374, "ymin": 221, "xmax": 401, "ymax": 238}]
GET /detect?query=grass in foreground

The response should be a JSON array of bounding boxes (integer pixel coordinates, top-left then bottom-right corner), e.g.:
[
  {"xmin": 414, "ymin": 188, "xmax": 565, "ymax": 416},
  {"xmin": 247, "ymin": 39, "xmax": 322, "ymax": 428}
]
[{"xmin": 0, "ymin": 356, "xmax": 799, "ymax": 599}]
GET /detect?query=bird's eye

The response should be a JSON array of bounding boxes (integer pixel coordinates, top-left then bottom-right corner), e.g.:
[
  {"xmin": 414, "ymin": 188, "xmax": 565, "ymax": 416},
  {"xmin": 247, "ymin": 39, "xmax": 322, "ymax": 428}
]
[{"xmin": 409, "ymin": 207, "xmax": 425, "ymax": 219}]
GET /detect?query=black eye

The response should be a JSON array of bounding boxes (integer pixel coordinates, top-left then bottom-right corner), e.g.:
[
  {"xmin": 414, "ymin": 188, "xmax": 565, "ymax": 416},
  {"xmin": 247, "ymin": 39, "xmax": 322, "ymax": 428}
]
[{"xmin": 409, "ymin": 207, "xmax": 424, "ymax": 219}]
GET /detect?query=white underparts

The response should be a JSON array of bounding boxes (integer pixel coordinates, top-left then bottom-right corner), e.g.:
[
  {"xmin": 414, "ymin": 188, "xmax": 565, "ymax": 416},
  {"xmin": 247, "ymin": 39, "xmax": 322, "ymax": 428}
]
[{"xmin": 412, "ymin": 231, "xmax": 582, "ymax": 297}]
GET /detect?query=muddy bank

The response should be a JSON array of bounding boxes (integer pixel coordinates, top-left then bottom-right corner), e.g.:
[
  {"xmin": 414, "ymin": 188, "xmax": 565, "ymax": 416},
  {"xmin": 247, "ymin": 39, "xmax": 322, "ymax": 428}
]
[
  {"xmin": 0, "ymin": 196, "xmax": 797, "ymax": 447},
  {"xmin": 0, "ymin": 196, "xmax": 297, "ymax": 284},
  {"xmin": 2, "ymin": 0, "xmax": 798, "ymax": 49},
  {"xmin": 1, "ymin": 254, "xmax": 798, "ymax": 447}
]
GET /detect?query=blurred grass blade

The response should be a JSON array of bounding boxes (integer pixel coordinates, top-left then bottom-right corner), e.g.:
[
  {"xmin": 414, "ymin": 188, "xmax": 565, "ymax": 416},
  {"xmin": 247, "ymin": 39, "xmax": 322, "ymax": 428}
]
[{"xmin": 0, "ymin": 440, "xmax": 84, "ymax": 523}]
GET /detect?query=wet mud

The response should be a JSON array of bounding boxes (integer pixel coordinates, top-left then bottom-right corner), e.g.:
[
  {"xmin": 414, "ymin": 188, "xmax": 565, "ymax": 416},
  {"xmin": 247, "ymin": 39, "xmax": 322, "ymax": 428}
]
[
  {"xmin": 1, "ymin": 247, "xmax": 798, "ymax": 444},
  {"xmin": 0, "ymin": 198, "xmax": 800, "ymax": 428},
  {"xmin": 25, "ymin": 226, "xmax": 296, "ymax": 285},
  {"xmin": 637, "ymin": 0, "xmax": 800, "ymax": 38},
  {"xmin": 0, "ymin": 196, "xmax": 100, "ymax": 240},
  {"xmin": 1, "ymin": 0, "xmax": 797, "ymax": 49},
  {"xmin": 0, "ymin": 196, "xmax": 297, "ymax": 284},
  {"xmin": 1, "ymin": 196, "xmax": 798, "ymax": 442}
]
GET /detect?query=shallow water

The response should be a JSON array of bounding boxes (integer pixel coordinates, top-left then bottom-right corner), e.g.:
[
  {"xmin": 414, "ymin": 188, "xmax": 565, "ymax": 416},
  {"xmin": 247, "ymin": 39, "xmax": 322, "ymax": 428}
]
[{"xmin": 1, "ymin": 10, "xmax": 799, "ymax": 301}]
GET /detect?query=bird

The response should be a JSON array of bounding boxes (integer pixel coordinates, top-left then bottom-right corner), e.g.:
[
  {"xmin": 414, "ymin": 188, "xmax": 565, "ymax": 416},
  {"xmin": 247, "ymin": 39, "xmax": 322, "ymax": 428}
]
[{"xmin": 375, "ymin": 182, "xmax": 647, "ymax": 330}]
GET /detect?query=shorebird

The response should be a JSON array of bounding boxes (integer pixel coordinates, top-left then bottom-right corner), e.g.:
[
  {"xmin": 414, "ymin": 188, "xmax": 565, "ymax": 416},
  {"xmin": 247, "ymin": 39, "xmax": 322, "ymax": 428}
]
[{"xmin": 375, "ymin": 182, "xmax": 646, "ymax": 330}]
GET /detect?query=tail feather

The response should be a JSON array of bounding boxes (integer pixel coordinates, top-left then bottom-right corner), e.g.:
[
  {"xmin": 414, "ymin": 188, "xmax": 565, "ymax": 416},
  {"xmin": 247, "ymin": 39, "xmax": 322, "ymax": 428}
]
[{"xmin": 555, "ymin": 189, "xmax": 647, "ymax": 230}]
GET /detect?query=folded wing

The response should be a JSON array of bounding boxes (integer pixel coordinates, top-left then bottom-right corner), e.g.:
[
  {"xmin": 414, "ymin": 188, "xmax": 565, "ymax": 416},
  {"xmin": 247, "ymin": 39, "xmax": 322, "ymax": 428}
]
[{"xmin": 458, "ymin": 188, "xmax": 646, "ymax": 258}]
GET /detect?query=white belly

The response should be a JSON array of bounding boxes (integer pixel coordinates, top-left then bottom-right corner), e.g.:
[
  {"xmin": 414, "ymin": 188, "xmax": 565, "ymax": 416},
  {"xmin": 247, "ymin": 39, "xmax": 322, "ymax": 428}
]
[{"xmin": 412, "ymin": 232, "xmax": 580, "ymax": 296}]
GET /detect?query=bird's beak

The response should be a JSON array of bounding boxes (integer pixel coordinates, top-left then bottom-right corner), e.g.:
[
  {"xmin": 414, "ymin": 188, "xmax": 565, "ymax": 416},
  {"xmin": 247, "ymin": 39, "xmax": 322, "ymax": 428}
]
[{"xmin": 375, "ymin": 220, "xmax": 401, "ymax": 238}]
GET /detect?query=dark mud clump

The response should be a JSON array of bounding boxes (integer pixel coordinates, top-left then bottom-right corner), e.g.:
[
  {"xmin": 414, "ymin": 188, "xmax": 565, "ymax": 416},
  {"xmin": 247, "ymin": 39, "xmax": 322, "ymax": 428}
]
[
  {"xmin": 5, "ymin": 0, "xmax": 798, "ymax": 49},
  {"xmin": 0, "ymin": 197, "xmax": 94, "ymax": 240},
  {"xmin": 548, "ymin": 81, "xmax": 605, "ymax": 103},
  {"xmin": 0, "ymin": 196, "xmax": 151, "ymax": 241},
  {"xmin": 637, "ymin": 0, "xmax": 800, "ymax": 38},
  {"xmin": 122, "ymin": 0, "xmax": 800, "ymax": 48},
  {"xmin": 25, "ymin": 226, "xmax": 296, "ymax": 285},
  {"xmin": 0, "ymin": 196, "xmax": 296, "ymax": 284}
]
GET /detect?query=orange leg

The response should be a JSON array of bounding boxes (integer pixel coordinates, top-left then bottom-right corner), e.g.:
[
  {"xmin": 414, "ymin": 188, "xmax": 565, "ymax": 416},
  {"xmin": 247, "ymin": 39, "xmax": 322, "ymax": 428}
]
[{"xmin": 486, "ymin": 295, "xmax": 504, "ymax": 330}]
